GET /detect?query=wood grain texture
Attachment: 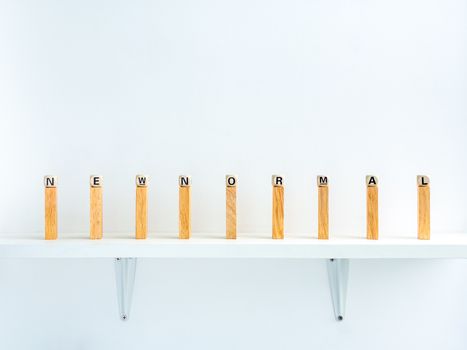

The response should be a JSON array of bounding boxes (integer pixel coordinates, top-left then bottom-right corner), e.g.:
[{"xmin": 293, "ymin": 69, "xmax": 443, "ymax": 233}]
[
  {"xmin": 45, "ymin": 187, "xmax": 57, "ymax": 240},
  {"xmin": 318, "ymin": 186, "xmax": 329, "ymax": 239},
  {"xmin": 135, "ymin": 186, "xmax": 147, "ymax": 239},
  {"xmin": 418, "ymin": 186, "xmax": 430, "ymax": 240},
  {"xmin": 366, "ymin": 186, "xmax": 378, "ymax": 240},
  {"xmin": 90, "ymin": 187, "xmax": 103, "ymax": 240},
  {"xmin": 226, "ymin": 186, "xmax": 237, "ymax": 239},
  {"xmin": 179, "ymin": 186, "xmax": 191, "ymax": 239},
  {"xmin": 272, "ymin": 186, "xmax": 284, "ymax": 239}
]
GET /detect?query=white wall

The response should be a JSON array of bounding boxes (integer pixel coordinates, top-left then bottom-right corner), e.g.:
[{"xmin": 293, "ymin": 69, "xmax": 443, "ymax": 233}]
[{"xmin": 0, "ymin": 0, "xmax": 466, "ymax": 349}]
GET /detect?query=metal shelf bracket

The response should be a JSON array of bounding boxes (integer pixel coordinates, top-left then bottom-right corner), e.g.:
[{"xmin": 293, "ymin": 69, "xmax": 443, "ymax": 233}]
[
  {"xmin": 327, "ymin": 258, "xmax": 349, "ymax": 321},
  {"xmin": 115, "ymin": 257, "xmax": 137, "ymax": 321},
  {"xmin": 113, "ymin": 257, "xmax": 348, "ymax": 322}
]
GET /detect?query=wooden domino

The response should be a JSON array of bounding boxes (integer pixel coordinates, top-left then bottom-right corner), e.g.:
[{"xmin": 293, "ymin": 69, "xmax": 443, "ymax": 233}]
[
  {"xmin": 135, "ymin": 175, "xmax": 148, "ymax": 239},
  {"xmin": 366, "ymin": 175, "xmax": 378, "ymax": 240},
  {"xmin": 90, "ymin": 175, "xmax": 103, "ymax": 240},
  {"xmin": 226, "ymin": 175, "xmax": 237, "ymax": 239},
  {"xmin": 417, "ymin": 175, "xmax": 430, "ymax": 240},
  {"xmin": 272, "ymin": 175, "xmax": 284, "ymax": 239},
  {"xmin": 317, "ymin": 175, "xmax": 329, "ymax": 239},
  {"xmin": 44, "ymin": 175, "xmax": 57, "ymax": 240},
  {"xmin": 179, "ymin": 175, "xmax": 191, "ymax": 239}
]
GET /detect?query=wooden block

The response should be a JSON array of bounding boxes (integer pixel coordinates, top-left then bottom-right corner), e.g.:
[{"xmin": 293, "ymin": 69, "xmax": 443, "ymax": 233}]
[
  {"xmin": 44, "ymin": 175, "xmax": 57, "ymax": 240},
  {"xmin": 317, "ymin": 176, "xmax": 329, "ymax": 240},
  {"xmin": 366, "ymin": 175, "xmax": 378, "ymax": 240},
  {"xmin": 135, "ymin": 175, "xmax": 148, "ymax": 239},
  {"xmin": 272, "ymin": 175, "xmax": 284, "ymax": 239},
  {"xmin": 417, "ymin": 175, "xmax": 430, "ymax": 240},
  {"xmin": 179, "ymin": 176, "xmax": 191, "ymax": 239},
  {"xmin": 226, "ymin": 175, "xmax": 237, "ymax": 239},
  {"xmin": 90, "ymin": 175, "xmax": 103, "ymax": 240}
]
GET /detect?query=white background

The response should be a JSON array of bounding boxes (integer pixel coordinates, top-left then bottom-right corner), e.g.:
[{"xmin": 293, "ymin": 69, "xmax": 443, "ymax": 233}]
[{"xmin": 0, "ymin": 0, "xmax": 467, "ymax": 349}]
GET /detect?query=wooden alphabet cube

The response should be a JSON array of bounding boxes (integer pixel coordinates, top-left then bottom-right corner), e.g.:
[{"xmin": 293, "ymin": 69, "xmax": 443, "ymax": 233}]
[
  {"xmin": 272, "ymin": 175, "xmax": 284, "ymax": 187},
  {"xmin": 179, "ymin": 175, "xmax": 191, "ymax": 187},
  {"xmin": 90, "ymin": 175, "xmax": 103, "ymax": 188},
  {"xmin": 136, "ymin": 175, "xmax": 148, "ymax": 187},
  {"xmin": 417, "ymin": 175, "xmax": 430, "ymax": 187},
  {"xmin": 44, "ymin": 175, "xmax": 57, "ymax": 188},
  {"xmin": 366, "ymin": 175, "xmax": 378, "ymax": 187},
  {"xmin": 317, "ymin": 175, "xmax": 328, "ymax": 187},
  {"xmin": 226, "ymin": 175, "xmax": 237, "ymax": 187}
]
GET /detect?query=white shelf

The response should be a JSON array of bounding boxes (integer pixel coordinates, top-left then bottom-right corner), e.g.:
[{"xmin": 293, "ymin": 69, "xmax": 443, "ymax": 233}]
[
  {"xmin": 2, "ymin": 233, "xmax": 465, "ymax": 322},
  {"xmin": 0, "ymin": 233, "xmax": 467, "ymax": 258}
]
